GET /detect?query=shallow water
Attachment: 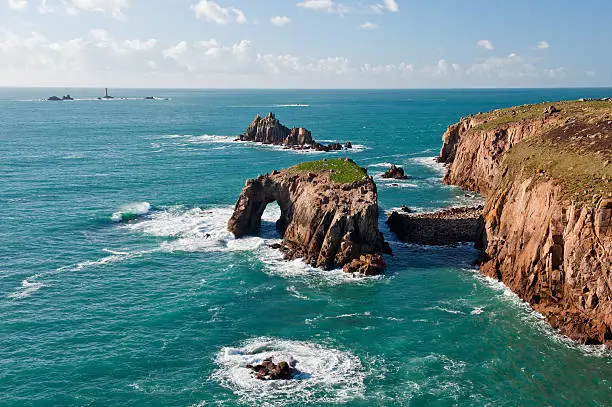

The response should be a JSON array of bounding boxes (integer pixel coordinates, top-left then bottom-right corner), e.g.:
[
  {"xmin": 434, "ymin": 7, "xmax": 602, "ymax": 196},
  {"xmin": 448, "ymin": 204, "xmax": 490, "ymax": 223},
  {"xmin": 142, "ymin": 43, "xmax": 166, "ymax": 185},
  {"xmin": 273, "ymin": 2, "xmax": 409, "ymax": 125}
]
[{"xmin": 2, "ymin": 88, "xmax": 612, "ymax": 406}]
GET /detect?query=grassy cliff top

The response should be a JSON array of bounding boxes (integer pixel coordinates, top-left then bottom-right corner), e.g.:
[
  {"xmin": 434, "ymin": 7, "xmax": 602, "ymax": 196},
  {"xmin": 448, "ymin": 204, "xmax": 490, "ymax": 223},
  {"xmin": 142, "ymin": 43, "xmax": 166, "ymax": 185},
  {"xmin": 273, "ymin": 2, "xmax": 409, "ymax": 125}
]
[
  {"xmin": 288, "ymin": 158, "xmax": 368, "ymax": 183},
  {"xmin": 474, "ymin": 99, "xmax": 612, "ymax": 201},
  {"xmin": 473, "ymin": 99, "xmax": 612, "ymax": 131}
]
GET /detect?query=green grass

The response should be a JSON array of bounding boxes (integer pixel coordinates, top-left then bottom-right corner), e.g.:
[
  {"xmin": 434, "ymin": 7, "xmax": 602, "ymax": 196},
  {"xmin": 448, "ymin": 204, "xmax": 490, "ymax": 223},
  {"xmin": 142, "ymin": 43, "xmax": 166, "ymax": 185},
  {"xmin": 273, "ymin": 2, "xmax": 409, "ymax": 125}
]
[
  {"xmin": 474, "ymin": 100, "xmax": 612, "ymax": 131},
  {"xmin": 288, "ymin": 158, "xmax": 368, "ymax": 183}
]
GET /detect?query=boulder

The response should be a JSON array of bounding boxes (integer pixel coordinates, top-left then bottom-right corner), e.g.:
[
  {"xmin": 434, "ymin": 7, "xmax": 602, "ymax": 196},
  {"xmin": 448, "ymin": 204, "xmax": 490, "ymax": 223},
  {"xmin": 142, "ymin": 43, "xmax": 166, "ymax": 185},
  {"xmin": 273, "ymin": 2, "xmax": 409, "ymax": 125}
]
[{"xmin": 382, "ymin": 165, "xmax": 408, "ymax": 180}]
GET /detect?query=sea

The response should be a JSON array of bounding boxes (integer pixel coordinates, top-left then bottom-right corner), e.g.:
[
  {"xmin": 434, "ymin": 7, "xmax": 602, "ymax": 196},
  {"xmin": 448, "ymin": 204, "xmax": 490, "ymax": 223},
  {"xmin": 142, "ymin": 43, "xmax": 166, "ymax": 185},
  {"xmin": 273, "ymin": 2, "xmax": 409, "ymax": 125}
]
[{"xmin": 1, "ymin": 88, "xmax": 612, "ymax": 407}]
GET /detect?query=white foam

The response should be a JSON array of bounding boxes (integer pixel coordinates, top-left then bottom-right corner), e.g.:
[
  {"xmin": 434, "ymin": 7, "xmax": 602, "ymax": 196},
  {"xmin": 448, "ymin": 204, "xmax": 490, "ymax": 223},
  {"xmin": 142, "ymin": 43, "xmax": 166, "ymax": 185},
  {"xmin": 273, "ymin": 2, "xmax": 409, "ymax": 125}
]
[
  {"xmin": 286, "ymin": 285, "xmax": 309, "ymax": 300},
  {"xmin": 407, "ymin": 156, "xmax": 447, "ymax": 175},
  {"xmin": 369, "ymin": 162, "xmax": 395, "ymax": 168},
  {"xmin": 274, "ymin": 104, "xmax": 310, "ymax": 107},
  {"xmin": 213, "ymin": 337, "xmax": 365, "ymax": 405},
  {"xmin": 111, "ymin": 202, "xmax": 151, "ymax": 223},
  {"xmin": 7, "ymin": 279, "xmax": 45, "ymax": 299}
]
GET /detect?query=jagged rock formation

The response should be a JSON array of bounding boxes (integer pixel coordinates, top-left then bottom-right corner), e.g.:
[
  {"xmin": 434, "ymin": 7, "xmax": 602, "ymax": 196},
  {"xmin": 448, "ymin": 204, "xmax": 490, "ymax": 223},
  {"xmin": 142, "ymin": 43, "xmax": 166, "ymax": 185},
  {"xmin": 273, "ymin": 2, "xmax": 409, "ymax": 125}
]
[
  {"xmin": 236, "ymin": 112, "xmax": 351, "ymax": 152},
  {"xmin": 382, "ymin": 165, "xmax": 408, "ymax": 180},
  {"xmin": 227, "ymin": 159, "xmax": 389, "ymax": 275},
  {"xmin": 246, "ymin": 358, "xmax": 297, "ymax": 381},
  {"xmin": 438, "ymin": 100, "xmax": 612, "ymax": 345},
  {"xmin": 387, "ymin": 206, "xmax": 483, "ymax": 245}
]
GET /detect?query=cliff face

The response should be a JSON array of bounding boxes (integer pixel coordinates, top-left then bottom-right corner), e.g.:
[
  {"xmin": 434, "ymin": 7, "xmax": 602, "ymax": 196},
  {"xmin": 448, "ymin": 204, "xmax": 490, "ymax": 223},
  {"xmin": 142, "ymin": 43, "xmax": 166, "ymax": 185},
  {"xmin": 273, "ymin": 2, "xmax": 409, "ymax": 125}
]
[
  {"xmin": 228, "ymin": 159, "xmax": 388, "ymax": 275},
  {"xmin": 439, "ymin": 100, "xmax": 612, "ymax": 345}
]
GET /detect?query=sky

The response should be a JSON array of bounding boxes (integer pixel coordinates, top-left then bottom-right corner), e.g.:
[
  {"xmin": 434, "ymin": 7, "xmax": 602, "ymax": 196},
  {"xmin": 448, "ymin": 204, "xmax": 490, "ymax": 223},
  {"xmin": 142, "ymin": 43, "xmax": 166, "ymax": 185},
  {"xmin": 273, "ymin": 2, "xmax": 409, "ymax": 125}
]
[{"xmin": 1, "ymin": 0, "xmax": 611, "ymax": 88}]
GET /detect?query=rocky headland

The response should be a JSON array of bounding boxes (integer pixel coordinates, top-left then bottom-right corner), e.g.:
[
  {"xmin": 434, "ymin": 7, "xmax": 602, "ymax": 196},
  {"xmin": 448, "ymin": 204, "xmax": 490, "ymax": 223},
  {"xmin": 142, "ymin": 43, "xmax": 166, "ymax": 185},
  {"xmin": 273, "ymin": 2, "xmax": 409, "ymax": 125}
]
[
  {"xmin": 228, "ymin": 158, "xmax": 390, "ymax": 275},
  {"xmin": 236, "ymin": 112, "xmax": 352, "ymax": 152},
  {"xmin": 438, "ymin": 99, "xmax": 612, "ymax": 345}
]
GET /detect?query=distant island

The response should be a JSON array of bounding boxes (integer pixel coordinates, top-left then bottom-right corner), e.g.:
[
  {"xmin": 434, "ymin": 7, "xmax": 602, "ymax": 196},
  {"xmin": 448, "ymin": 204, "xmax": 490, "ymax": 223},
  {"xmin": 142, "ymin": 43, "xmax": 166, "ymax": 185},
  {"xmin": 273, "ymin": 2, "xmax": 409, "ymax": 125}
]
[
  {"xmin": 236, "ymin": 112, "xmax": 353, "ymax": 152},
  {"xmin": 46, "ymin": 88, "xmax": 167, "ymax": 102}
]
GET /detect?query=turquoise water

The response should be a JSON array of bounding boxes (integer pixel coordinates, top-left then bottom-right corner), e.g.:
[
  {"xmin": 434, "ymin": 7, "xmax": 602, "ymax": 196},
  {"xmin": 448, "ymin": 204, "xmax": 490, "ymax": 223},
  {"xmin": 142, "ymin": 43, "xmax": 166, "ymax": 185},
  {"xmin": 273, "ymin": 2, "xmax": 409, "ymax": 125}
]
[{"xmin": 2, "ymin": 88, "xmax": 612, "ymax": 406}]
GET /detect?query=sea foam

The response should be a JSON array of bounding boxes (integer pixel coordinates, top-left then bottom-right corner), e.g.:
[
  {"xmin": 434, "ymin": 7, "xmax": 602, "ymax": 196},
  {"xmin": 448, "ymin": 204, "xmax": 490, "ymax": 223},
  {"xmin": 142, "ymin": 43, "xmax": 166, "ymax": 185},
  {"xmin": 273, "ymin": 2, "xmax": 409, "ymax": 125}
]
[{"xmin": 213, "ymin": 337, "xmax": 365, "ymax": 406}]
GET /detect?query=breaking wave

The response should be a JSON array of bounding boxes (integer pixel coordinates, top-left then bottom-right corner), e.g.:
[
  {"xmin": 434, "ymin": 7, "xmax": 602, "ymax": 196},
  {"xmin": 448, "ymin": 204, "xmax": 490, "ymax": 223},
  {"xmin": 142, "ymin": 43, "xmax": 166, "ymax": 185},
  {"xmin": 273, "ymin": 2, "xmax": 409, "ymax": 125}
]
[
  {"xmin": 213, "ymin": 337, "xmax": 365, "ymax": 406},
  {"xmin": 111, "ymin": 202, "xmax": 151, "ymax": 223}
]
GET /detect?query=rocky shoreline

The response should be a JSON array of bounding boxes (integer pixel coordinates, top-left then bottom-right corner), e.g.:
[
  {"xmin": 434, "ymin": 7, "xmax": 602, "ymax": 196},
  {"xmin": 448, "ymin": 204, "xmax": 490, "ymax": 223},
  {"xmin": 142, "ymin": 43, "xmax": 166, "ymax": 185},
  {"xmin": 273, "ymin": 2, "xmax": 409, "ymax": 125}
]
[
  {"xmin": 228, "ymin": 158, "xmax": 390, "ymax": 275},
  {"xmin": 438, "ymin": 100, "xmax": 612, "ymax": 345},
  {"xmin": 236, "ymin": 112, "xmax": 352, "ymax": 152}
]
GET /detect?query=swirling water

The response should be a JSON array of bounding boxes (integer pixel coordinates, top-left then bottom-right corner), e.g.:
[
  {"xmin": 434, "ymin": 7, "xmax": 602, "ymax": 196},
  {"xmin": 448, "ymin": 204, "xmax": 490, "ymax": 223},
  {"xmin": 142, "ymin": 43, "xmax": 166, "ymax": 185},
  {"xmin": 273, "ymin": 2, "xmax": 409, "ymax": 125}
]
[{"xmin": 1, "ymin": 88, "xmax": 612, "ymax": 406}]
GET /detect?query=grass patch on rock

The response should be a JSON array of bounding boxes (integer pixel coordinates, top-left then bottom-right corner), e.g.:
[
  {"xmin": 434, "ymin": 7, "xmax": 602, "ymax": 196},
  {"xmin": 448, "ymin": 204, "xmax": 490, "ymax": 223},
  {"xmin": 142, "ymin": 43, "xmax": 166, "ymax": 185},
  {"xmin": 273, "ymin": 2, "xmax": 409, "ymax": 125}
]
[{"xmin": 289, "ymin": 158, "xmax": 368, "ymax": 183}]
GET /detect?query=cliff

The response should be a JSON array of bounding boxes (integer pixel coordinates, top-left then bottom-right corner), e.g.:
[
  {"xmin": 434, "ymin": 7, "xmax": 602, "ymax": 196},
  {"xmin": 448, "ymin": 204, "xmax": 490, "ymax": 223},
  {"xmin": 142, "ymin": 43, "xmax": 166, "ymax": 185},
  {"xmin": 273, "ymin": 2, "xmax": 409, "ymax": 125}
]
[
  {"xmin": 237, "ymin": 112, "xmax": 351, "ymax": 152},
  {"xmin": 439, "ymin": 100, "xmax": 612, "ymax": 345},
  {"xmin": 228, "ymin": 158, "xmax": 390, "ymax": 275}
]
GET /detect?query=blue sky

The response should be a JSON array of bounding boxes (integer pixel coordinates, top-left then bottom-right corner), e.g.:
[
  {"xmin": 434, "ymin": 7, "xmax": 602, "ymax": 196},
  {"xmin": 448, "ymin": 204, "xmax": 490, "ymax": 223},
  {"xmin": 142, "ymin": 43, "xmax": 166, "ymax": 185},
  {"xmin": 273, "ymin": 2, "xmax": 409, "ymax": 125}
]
[{"xmin": 1, "ymin": 0, "xmax": 610, "ymax": 88}]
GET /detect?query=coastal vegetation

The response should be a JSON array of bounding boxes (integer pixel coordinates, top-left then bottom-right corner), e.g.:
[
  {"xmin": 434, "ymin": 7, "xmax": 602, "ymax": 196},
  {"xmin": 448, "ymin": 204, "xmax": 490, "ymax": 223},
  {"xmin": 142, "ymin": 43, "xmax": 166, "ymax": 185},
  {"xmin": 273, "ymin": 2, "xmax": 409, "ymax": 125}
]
[{"xmin": 289, "ymin": 158, "xmax": 368, "ymax": 183}]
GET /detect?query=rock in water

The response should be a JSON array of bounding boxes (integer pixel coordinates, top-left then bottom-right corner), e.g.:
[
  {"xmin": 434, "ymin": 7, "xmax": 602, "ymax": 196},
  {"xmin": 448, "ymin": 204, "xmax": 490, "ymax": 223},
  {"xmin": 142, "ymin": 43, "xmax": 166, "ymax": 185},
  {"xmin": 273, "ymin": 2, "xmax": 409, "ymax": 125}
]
[
  {"xmin": 382, "ymin": 165, "xmax": 408, "ymax": 180},
  {"xmin": 246, "ymin": 358, "xmax": 296, "ymax": 381},
  {"xmin": 236, "ymin": 113, "xmax": 352, "ymax": 152},
  {"xmin": 228, "ymin": 158, "xmax": 389, "ymax": 275}
]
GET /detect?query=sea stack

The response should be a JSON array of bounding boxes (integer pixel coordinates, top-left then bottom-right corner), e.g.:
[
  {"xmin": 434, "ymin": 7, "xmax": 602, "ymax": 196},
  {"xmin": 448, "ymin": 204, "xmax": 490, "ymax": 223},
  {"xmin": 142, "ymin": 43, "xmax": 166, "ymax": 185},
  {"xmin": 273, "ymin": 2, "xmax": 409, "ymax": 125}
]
[
  {"xmin": 236, "ymin": 113, "xmax": 352, "ymax": 152},
  {"xmin": 438, "ymin": 100, "xmax": 612, "ymax": 345},
  {"xmin": 228, "ymin": 158, "xmax": 390, "ymax": 275}
]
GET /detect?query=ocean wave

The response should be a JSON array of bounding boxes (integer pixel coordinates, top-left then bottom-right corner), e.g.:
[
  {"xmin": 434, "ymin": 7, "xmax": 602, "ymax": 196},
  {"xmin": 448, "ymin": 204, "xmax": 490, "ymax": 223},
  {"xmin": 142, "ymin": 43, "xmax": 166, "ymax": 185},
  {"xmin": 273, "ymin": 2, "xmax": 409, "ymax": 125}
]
[
  {"xmin": 274, "ymin": 104, "xmax": 310, "ymax": 107},
  {"xmin": 111, "ymin": 202, "xmax": 151, "ymax": 223},
  {"xmin": 369, "ymin": 162, "xmax": 395, "ymax": 168},
  {"xmin": 213, "ymin": 337, "xmax": 365, "ymax": 406},
  {"xmin": 7, "ymin": 279, "xmax": 45, "ymax": 299},
  {"xmin": 407, "ymin": 156, "xmax": 447, "ymax": 175}
]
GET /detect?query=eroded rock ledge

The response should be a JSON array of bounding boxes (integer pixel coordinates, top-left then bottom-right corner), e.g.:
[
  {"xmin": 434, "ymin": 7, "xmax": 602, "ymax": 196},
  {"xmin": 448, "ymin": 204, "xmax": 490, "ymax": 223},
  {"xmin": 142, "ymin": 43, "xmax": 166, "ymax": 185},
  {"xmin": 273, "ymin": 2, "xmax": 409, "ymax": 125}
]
[
  {"xmin": 387, "ymin": 206, "xmax": 483, "ymax": 246},
  {"xmin": 236, "ymin": 112, "xmax": 352, "ymax": 152},
  {"xmin": 438, "ymin": 100, "xmax": 612, "ymax": 345},
  {"xmin": 228, "ymin": 158, "xmax": 390, "ymax": 275}
]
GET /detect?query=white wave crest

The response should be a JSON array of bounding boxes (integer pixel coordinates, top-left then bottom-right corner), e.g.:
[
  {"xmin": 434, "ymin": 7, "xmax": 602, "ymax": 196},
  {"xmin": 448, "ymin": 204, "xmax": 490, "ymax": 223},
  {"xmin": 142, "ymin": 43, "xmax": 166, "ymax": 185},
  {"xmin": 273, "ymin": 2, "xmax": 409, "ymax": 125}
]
[
  {"xmin": 111, "ymin": 202, "xmax": 151, "ymax": 223},
  {"xmin": 8, "ymin": 279, "xmax": 45, "ymax": 299},
  {"xmin": 274, "ymin": 104, "xmax": 310, "ymax": 107},
  {"xmin": 407, "ymin": 156, "xmax": 447, "ymax": 175},
  {"xmin": 213, "ymin": 337, "xmax": 365, "ymax": 406},
  {"xmin": 369, "ymin": 162, "xmax": 395, "ymax": 168}
]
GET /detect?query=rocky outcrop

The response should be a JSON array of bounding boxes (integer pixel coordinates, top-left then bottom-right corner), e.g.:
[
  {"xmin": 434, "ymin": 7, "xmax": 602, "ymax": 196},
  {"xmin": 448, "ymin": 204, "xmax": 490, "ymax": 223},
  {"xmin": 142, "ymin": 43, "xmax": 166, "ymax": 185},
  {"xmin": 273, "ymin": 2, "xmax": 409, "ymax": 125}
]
[
  {"xmin": 439, "ymin": 100, "xmax": 612, "ymax": 345},
  {"xmin": 236, "ymin": 112, "xmax": 351, "ymax": 152},
  {"xmin": 246, "ymin": 358, "xmax": 297, "ymax": 381},
  {"xmin": 387, "ymin": 206, "xmax": 483, "ymax": 245},
  {"xmin": 228, "ymin": 159, "xmax": 389, "ymax": 275},
  {"xmin": 382, "ymin": 165, "xmax": 408, "ymax": 180}
]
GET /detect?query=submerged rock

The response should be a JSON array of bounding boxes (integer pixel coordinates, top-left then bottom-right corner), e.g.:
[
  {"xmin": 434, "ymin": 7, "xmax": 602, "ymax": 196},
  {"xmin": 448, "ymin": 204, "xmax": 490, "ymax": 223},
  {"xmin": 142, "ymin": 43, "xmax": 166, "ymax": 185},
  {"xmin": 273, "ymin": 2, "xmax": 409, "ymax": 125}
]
[{"xmin": 228, "ymin": 158, "xmax": 389, "ymax": 275}]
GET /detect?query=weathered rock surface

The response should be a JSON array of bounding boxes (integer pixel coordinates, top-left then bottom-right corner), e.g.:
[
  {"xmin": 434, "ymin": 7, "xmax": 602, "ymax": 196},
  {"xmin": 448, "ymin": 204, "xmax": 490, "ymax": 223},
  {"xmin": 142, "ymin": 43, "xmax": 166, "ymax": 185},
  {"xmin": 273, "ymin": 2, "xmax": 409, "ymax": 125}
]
[
  {"xmin": 246, "ymin": 358, "xmax": 297, "ymax": 381},
  {"xmin": 382, "ymin": 165, "xmax": 408, "ymax": 180},
  {"xmin": 387, "ymin": 206, "xmax": 484, "ymax": 245},
  {"xmin": 439, "ymin": 100, "xmax": 612, "ymax": 345},
  {"xmin": 236, "ymin": 112, "xmax": 352, "ymax": 152},
  {"xmin": 228, "ymin": 159, "xmax": 389, "ymax": 275}
]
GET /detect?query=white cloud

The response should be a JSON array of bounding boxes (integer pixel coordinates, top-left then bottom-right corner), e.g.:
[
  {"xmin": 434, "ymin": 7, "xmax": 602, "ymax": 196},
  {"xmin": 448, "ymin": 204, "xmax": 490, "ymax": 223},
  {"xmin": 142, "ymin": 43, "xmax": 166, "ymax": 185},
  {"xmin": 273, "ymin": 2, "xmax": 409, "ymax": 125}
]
[
  {"xmin": 370, "ymin": 0, "xmax": 399, "ymax": 13},
  {"xmin": 536, "ymin": 40, "xmax": 550, "ymax": 50},
  {"xmin": 89, "ymin": 29, "xmax": 157, "ymax": 54},
  {"xmin": 192, "ymin": 0, "xmax": 247, "ymax": 24},
  {"xmin": 360, "ymin": 21, "xmax": 377, "ymax": 30},
  {"xmin": 467, "ymin": 54, "xmax": 539, "ymax": 80},
  {"xmin": 477, "ymin": 39, "xmax": 494, "ymax": 51},
  {"xmin": 543, "ymin": 67, "xmax": 564, "ymax": 79},
  {"xmin": 424, "ymin": 59, "xmax": 460, "ymax": 76},
  {"xmin": 8, "ymin": 0, "xmax": 28, "ymax": 10},
  {"xmin": 271, "ymin": 16, "xmax": 291, "ymax": 26},
  {"xmin": 297, "ymin": 0, "xmax": 349, "ymax": 15},
  {"xmin": 68, "ymin": 0, "xmax": 131, "ymax": 21},
  {"xmin": 362, "ymin": 62, "xmax": 413, "ymax": 74}
]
